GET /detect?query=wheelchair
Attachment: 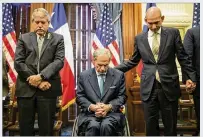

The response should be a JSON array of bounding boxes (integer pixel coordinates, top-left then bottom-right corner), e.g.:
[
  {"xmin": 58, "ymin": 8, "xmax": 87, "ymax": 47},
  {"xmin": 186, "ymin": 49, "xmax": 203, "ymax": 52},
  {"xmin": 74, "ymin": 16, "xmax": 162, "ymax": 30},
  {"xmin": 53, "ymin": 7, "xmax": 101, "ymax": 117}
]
[{"xmin": 72, "ymin": 114, "xmax": 130, "ymax": 136}]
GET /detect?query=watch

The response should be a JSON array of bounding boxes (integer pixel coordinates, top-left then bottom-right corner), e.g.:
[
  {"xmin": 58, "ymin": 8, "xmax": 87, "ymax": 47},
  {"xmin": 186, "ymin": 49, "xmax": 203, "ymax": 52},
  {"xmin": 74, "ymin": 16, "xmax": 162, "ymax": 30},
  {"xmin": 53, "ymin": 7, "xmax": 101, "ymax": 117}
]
[{"xmin": 40, "ymin": 74, "xmax": 45, "ymax": 80}]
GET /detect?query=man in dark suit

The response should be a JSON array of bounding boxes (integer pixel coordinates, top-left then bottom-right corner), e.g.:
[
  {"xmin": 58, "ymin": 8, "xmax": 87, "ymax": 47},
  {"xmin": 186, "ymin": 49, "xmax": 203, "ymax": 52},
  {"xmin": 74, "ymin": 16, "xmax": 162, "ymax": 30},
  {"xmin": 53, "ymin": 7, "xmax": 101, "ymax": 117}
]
[
  {"xmin": 182, "ymin": 26, "xmax": 200, "ymax": 136},
  {"xmin": 76, "ymin": 48, "xmax": 127, "ymax": 136},
  {"xmin": 115, "ymin": 7, "xmax": 196, "ymax": 136},
  {"xmin": 14, "ymin": 8, "xmax": 64, "ymax": 136}
]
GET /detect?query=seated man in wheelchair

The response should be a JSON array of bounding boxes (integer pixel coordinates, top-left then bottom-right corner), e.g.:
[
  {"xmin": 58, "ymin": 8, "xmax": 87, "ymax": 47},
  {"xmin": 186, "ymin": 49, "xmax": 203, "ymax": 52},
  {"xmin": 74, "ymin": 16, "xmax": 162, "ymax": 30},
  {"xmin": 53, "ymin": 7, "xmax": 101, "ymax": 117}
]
[{"xmin": 76, "ymin": 48, "xmax": 127, "ymax": 136}]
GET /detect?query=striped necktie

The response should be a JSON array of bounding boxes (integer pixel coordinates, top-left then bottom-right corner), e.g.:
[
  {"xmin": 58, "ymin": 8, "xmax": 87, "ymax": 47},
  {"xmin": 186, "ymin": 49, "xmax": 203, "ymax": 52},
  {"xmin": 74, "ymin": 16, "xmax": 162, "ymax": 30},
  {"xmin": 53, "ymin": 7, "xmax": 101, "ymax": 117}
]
[{"xmin": 152, "ymin": 32, "xmax": 160, "ymax": 82}]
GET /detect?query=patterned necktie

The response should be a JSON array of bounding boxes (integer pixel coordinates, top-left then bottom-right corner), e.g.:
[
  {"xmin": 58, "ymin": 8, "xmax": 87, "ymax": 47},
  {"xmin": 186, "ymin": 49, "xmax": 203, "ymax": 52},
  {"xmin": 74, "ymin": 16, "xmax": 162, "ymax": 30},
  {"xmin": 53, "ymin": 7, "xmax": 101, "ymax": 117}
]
[
  {"xmin": 152, "ymin": 32, "xmax": 160, "ymax": 82},
  {"xmin": 152, "ymin": 32, "xmax": 159, "ymax": 61},
  {"xmin": 37, "ymin": 37, "xmax": 44, "ymax": 57},
  {"xmin": 99, "ymin": 74, "xmax": 105, "ymax": 95},
  {"xmin": 37, "ymin": 36, "xmax": 44, "ymax": 73}
]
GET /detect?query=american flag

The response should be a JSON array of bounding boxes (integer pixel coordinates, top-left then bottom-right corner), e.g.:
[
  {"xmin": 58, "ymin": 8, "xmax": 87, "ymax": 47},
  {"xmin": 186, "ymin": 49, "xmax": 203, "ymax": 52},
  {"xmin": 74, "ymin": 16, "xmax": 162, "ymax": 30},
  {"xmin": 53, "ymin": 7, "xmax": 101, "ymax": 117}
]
[
  {"xmin": 192, "ymin": 3, "xmax": 200, "ymax": 27},
  {"xmin": 2, "ymin": 3, "xmax": 17, "ymax": 84},
  {"xmin": 92, "ymin": 3, "xmax": 120, "ymax": 67}
]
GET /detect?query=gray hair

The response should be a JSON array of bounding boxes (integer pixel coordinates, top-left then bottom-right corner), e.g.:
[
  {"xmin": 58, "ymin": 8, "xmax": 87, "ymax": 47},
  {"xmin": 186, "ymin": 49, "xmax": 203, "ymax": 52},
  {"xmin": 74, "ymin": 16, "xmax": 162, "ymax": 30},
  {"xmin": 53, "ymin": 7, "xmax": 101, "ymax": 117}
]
[
  {"xmin": 93, "ymin": 48, "xmax": 112, "ymax": 60},
  {"xmin": 31, "ymin": 8, "xmax": 50, "ymax": 22}
]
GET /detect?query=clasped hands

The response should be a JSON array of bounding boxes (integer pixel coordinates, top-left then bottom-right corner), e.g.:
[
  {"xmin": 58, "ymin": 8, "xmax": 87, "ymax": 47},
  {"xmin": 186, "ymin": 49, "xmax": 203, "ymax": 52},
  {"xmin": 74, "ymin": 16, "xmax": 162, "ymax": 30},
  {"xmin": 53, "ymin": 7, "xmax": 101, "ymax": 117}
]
[
  {"xmin": 185, "ymin": 79, "xmax": 196, "ymax": 94},
  {"xmin": 27, "ymin": 74, "xmax": 51, "ymax": 91},
  {"xmin": 90, "ymin": 102, "xmax": 112, "ymax": 118}
]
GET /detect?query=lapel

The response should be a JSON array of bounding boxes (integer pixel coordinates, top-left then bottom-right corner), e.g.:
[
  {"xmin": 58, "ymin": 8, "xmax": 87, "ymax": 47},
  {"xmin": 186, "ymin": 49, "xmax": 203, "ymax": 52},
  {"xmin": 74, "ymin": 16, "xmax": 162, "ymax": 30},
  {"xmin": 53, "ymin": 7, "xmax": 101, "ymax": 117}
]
[
  {"xmin": 158, "ymin": 27, "xmax": 167, "ymax": 62},
  {"xmin": 142, "ymin": 32, "xmax": 156, "ymax": 63},
  {"xmin": 88, "ymin": 69, "xmax": 101, "ymax": 98},
  {"xmin": 101, "ymin": 68, "xmax": 114, "ymax": 99},
  {"xmin": 30, "ymin": 32, "xmax": 39, "ymax": 58},
  {"xmin": 40, "ymin": 32, "xmax": 52, "ymax": 58}
]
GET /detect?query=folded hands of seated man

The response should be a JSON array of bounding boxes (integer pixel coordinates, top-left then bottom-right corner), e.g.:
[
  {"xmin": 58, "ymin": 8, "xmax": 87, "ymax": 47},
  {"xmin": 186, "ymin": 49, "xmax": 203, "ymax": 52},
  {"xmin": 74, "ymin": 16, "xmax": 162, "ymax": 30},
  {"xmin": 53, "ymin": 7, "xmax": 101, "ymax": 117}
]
[
  {"xmin": 27, "ymin": 74, "xmax": 51, "ymax": 91},
  {"xmin": 90, "ymin": 102, "xmax": 112, "ymax": 118}
]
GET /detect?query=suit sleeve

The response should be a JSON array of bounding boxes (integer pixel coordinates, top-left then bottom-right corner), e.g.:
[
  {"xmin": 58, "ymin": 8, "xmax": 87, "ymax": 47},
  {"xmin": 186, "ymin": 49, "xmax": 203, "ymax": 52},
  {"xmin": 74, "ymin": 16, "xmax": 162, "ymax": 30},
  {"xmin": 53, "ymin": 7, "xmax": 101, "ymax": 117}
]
[
  {"xmin": 182, "ymin": 29, "xmax": 195, "ymax": 83},
  {"xmin": 14, "ymin": 34, "xmax": 35, "ymax": 79},
  {"xmin": 109, "ymin": 73, "xmax": 127, "ymax": 112},
  {"xmin": 40, "ymin": 35, "xmax": 65, "ymax": 79},
  {"xmin": 115, "ymin": 36, "xmax": 141, "ymax": 72},
  {"xmin": 175, "ymin": 29, "xmax": 196, "ymax": 82},
  {"xmin": 76, "ymin": 74, "xmax": 92, "ymax": 112}
]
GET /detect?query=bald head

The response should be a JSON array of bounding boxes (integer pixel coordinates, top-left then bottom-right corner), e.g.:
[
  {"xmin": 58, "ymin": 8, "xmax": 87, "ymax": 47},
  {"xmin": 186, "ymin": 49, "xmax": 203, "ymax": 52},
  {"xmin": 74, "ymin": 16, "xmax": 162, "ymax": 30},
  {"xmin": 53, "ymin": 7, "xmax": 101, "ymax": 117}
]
[
  {"xmin": 144, "ymin": 7, "xmax": 164, "ymax": 32},
  {"xmin": 145, "ymin": 7, "xmax": 162, "ymax": 19}
]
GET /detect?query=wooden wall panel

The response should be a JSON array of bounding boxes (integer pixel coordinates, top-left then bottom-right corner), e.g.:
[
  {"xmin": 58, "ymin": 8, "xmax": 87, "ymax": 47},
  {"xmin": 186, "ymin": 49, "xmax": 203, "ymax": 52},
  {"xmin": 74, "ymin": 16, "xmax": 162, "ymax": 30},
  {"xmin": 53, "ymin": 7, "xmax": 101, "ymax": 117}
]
[{"xmin": 122, "ymin": 3, "xmax": 143, "ymax": 135}]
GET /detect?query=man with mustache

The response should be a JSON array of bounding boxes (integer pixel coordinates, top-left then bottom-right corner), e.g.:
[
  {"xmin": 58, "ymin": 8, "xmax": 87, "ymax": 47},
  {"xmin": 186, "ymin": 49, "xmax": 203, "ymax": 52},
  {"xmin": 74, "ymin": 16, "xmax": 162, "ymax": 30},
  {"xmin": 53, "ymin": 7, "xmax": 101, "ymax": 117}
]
[
  {"xmin": 115, "ymin": 7, "xmax": 196, "ymax": 136},
  {"xmin": 14, "ymin": 8, "xmax": 64, "ymax": 135}
]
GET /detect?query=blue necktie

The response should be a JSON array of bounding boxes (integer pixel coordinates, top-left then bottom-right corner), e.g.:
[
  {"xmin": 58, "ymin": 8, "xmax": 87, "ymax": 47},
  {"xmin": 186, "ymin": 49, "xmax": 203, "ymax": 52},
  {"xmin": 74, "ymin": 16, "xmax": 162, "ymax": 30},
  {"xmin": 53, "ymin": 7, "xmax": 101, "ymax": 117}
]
[{"xmin": 99, "ymin": 74, "xmax": 105, "ymax": 95}]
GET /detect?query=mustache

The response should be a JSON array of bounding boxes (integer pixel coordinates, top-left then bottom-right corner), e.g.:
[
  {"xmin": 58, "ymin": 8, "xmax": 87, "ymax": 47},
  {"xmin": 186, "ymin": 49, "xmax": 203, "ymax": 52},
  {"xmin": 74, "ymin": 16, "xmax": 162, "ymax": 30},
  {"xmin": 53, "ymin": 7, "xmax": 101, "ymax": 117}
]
[{"xmin": 36, "ymin": 28, "xmax": 45, "ymax": 32}]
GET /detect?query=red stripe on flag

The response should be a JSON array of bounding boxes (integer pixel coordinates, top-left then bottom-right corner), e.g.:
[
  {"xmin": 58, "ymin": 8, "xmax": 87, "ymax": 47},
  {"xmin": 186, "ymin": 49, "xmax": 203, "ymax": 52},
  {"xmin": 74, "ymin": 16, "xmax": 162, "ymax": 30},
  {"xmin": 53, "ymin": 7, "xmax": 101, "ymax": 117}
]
[
  {"xmin": 7, "ymin": 62, "xmax": 17, "ymax": 83},
  {"xmin": 3, "ymin": 36, "xmax": 15, "ymax": 59},
  {"xmin": 136, "ymin": 60, "xmax": 143, "ymax": 77},
  {"xmin": 111, "ymin": 40, "xmax": 119, "ymax": 53},
  {"xmin": 10, "ymin": 31, "xmax": 17, "ymax": 44},
  {"xmin": 92, "ymin": 41, "xmax": 99, "ymax": 50},
  {"xmin": 106, "ymin": 46, "xmax": 118, "ymax": 66},
  {"xmin": 60, "ymin": 58, "xmax": 75, "ymax": 108}
]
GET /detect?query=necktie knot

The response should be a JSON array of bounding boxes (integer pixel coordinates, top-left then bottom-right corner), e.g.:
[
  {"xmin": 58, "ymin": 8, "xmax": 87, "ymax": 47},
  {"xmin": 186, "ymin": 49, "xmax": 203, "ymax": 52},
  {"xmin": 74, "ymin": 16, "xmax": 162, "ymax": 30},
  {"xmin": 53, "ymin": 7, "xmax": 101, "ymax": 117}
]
[{"xmin": 153, "ymin": 32, "xmax": 158, "ymax": 36}]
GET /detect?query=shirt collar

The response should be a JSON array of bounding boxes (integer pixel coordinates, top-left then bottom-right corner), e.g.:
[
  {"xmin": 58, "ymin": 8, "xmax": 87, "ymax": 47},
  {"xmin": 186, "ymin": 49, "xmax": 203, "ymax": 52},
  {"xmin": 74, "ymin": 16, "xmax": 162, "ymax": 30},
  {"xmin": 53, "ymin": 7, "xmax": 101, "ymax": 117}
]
[
  {"xmin": 148, "ymin": 27, "xmax": 161, "ymax": 37},
  {"xmin": 37, "ymin": 33, "xmax": 46, "ymax": 40}
]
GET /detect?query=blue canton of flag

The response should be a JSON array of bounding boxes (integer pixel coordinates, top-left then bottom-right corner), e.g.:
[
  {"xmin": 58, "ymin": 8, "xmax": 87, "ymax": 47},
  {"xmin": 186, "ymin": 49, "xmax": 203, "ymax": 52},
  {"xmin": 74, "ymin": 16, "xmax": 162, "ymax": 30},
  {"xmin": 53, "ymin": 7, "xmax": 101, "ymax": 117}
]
[
  {"xmin": 3, "ymin": 3, "xmax": 15, "ymax": 36},
  {"xmin": 96, "ymin": 4, "xmax": 117, "ymax": 47},
  {"xmin": 192, "ymin": 3, "xmax": 200, "ymax": 27}
]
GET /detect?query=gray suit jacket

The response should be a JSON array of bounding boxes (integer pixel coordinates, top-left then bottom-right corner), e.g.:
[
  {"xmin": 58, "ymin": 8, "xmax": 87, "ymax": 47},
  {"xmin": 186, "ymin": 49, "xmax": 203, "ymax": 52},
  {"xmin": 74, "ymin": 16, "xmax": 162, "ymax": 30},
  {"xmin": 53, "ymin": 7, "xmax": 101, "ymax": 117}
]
[
  {"xmin": 14, "ymin": 32, "xmax": 65, "ymax": 97},
  {"xmin": 116, "ymin": 27, "xmax": 196, "ymax": 101},
  {"xmin": 76, "ymin": 68, "xmax": 127, "ymax": 127}
]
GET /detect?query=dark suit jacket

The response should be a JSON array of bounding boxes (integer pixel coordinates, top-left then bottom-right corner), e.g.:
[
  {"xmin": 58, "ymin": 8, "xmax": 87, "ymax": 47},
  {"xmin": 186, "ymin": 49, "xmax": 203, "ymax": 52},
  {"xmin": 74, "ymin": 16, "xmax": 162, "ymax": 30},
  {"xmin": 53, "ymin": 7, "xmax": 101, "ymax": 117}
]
[
  {"xmin": 14, "ymin": 32, "xmax": 65, "ymax": 97},
  {"xmin": 182, "ymin": 26, "xmax": 200, "ymax": 96},
  {"xmin": 182, "ymin": 26, "xmax": 200, "ymax": 82},
  {"xmin": 76, "ymin": 68, "xmax": 127, "ymax": 127},
  {"xmin": 116, "ymin": 27, "xmax": 196, "ymax": 101}
]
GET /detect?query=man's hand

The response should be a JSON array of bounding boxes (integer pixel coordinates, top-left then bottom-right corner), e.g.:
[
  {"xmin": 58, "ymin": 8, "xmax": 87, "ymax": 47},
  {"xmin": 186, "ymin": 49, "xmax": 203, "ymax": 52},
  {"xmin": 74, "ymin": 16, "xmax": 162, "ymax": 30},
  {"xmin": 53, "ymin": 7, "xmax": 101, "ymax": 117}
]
[
  {"xmin": 95, "ymin": 108, "xmax": 106, "ymax": 117},
  {"xmin": 27, "ymin": 74, "xmax": 42, "ymax": 87},
  {"xmin": 38, "ymin": 81, "xmax": 51, "ymax": 91},
  {"xmin": 95, "ymin": 103, "xmax": 112, "ymax": 117},
  {"xmin": 89, "ymin": 104, "xmax": 100, "ymax": 112},
  {"xmin": 186, "ymin": 79, "xmax": 196, "ymax": 93}
]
